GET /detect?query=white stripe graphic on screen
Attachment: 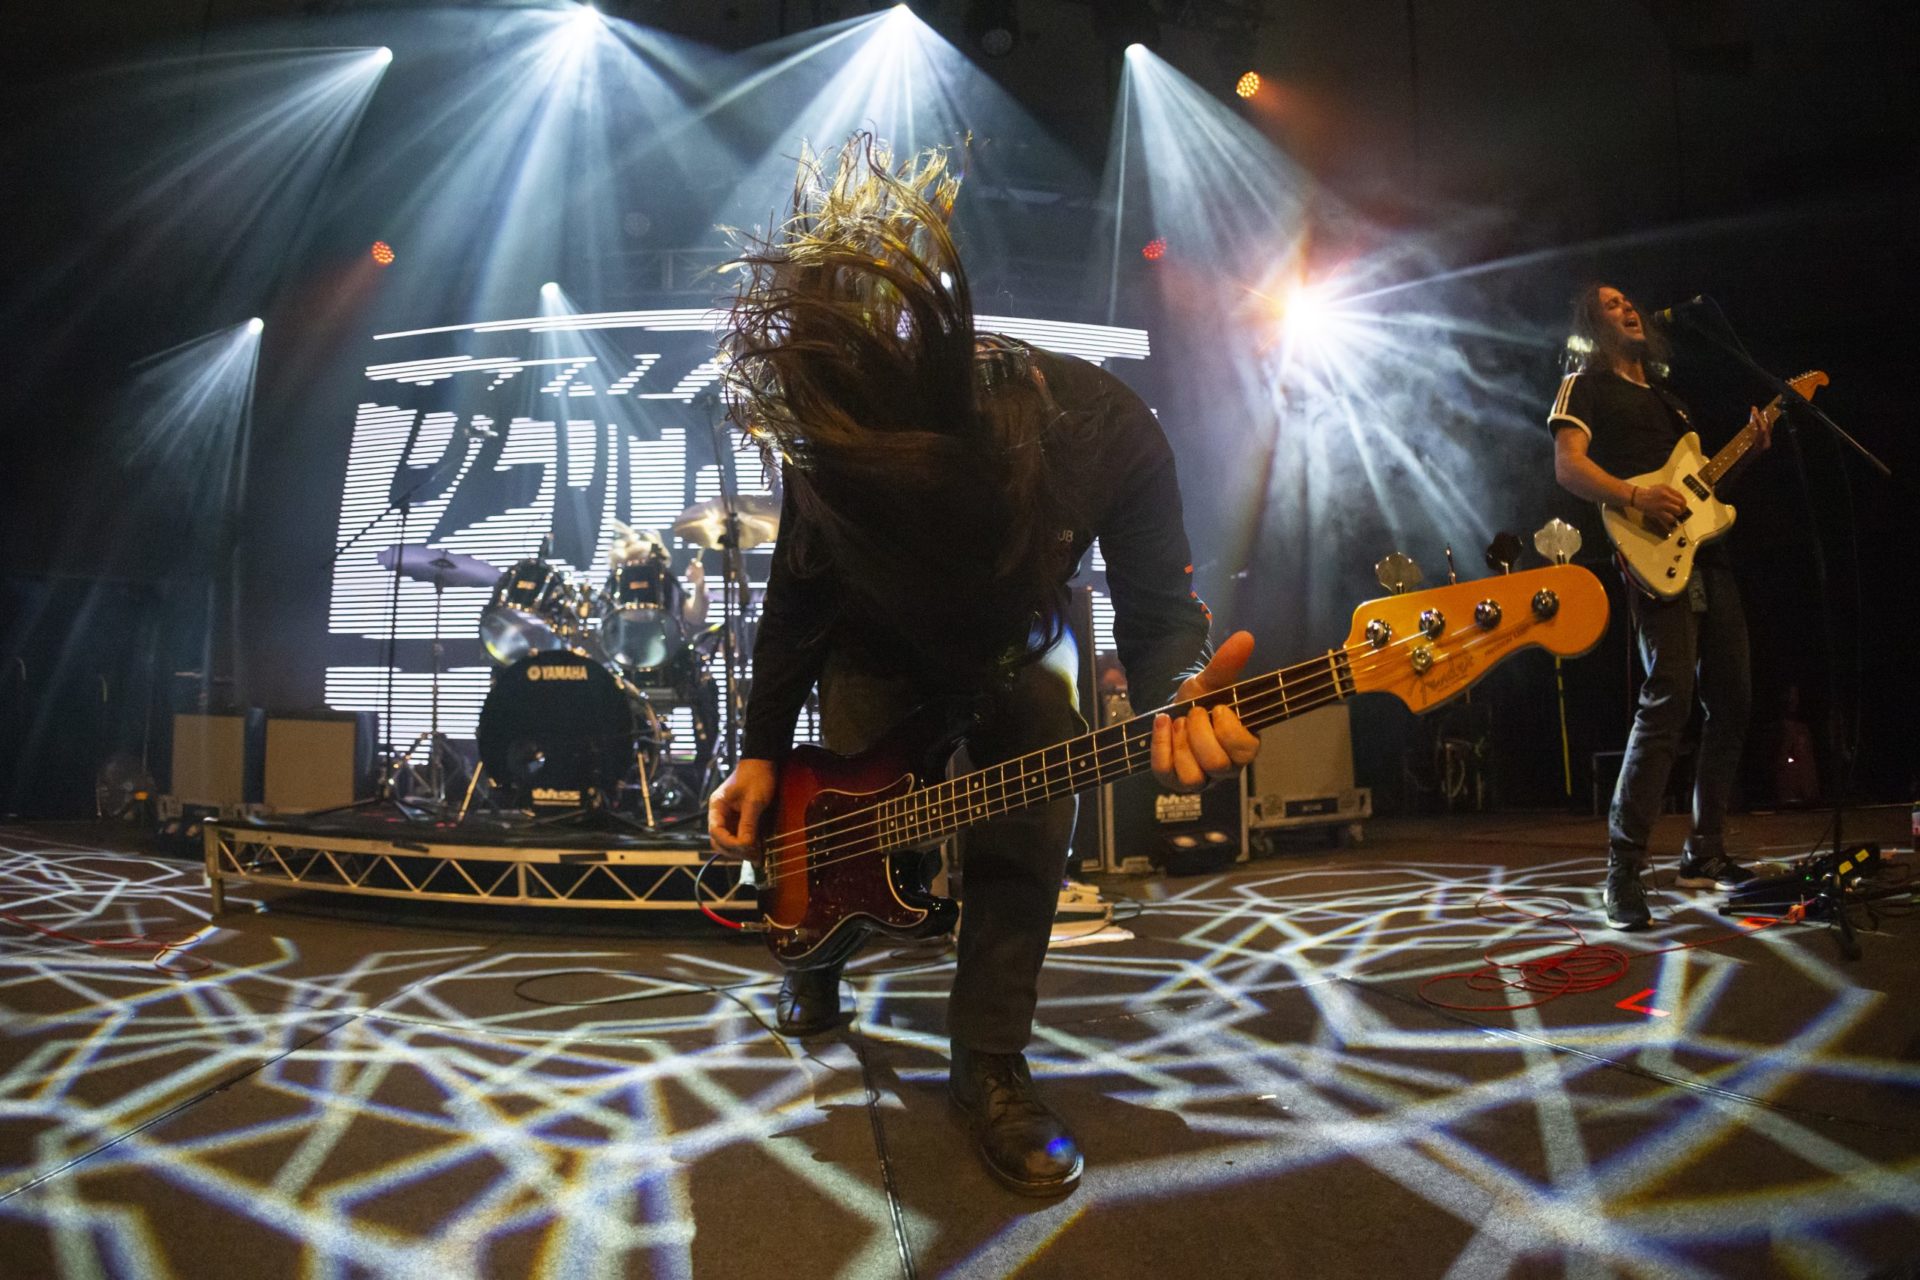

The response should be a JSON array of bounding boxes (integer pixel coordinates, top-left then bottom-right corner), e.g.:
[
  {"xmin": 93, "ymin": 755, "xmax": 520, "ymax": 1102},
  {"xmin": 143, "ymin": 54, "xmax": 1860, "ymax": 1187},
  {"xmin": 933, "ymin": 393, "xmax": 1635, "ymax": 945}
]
[
  {"xmin": 1091, "ymin": 589, "xmax": 1116, "ymax": 654},
  {"xmin": 565, "ymin": 420, "xmax": 597, "ymax": 489},
  {"xmin": 364, "ymin": 355, "xmax": 594, "ymax": 387},
  {"xmin": 540, "ymin": 359, "xmax": 594, "ymax": 395},
  {"xmin": 637, "ymin": 358, "xmax": 723, "ymax": 401},
  {"xmin": 330, "ymin": 405, "xmax": 487, "ymax": 638},
  {"xmin": 975, "ymin": 314, "xmax": 1150, "ymax": 364},
  {"xmin": 628, "ymin": 427, "xmax": 687, "ymax": 538},
  {"xmin": 1089, "ymin": 539, "xmax": 1107, "ymax": 573},
  {"xmin": 371, "ymin": 312, "xmax": 1147, "ymax": 357},
  {"xmin": 608, "ymin": 354, "xmax": 661, "ymax": 396},
  {"xmin": 374, "ymin": 310, "xmax": 724, "ymax": 341},
  {"xmin": 325, "ymin": 667, "xmax": 493, "ymax": 757}
]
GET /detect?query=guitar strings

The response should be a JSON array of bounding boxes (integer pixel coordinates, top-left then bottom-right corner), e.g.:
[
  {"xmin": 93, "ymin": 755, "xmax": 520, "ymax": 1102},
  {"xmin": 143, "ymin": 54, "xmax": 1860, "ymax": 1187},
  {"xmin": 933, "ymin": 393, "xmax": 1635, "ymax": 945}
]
[
  {"xmin": 754, "ymin": 621, "xmax": 1400, "ymax": 866},
  {"xmin": 755, "ymin": 615, "xmax": 1549, "ymax": 883},
  {"xmin": 757, "ymin": 614, "xmax": 1533, "ymax": 875}
]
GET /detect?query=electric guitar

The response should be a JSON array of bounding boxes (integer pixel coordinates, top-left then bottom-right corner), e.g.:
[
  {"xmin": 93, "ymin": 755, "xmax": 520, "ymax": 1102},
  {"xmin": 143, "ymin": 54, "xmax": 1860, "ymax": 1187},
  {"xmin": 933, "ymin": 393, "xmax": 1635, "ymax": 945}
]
[
  {"xmin": 754, "ymin": 564, "xmax": 1610, "ymax": 969},
  {"xmin": 1601, "ymin": 371, "xmax": 1827, "ymax": 599}
]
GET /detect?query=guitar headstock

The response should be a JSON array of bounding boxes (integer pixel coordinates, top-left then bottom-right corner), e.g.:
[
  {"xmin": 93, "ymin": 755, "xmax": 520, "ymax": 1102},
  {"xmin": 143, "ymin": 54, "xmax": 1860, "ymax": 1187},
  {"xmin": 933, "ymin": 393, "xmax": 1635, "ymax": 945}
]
[
  {"xmin": 1341, "ymin": 564, "xmax": 1609, "ymax": 712},
  {"xmin": 1763, "ymin": 371, "xmax": 1829, "ymax": 424}
]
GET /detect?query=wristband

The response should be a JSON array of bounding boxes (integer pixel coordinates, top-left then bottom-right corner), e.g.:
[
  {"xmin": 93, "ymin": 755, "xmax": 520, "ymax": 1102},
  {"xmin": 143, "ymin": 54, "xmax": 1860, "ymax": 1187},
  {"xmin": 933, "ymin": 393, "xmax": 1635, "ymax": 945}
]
[{"xmin": 1627, "ymin": 485, "xmax": 1639, "ymax": 510}]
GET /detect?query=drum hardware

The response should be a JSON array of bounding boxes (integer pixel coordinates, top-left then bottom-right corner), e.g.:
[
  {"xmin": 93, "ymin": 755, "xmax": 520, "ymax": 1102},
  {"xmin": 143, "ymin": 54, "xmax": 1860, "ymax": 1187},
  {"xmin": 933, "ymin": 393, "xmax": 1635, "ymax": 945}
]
[
  {"xmin": 378, "ymin": 546, "xmax": 486, "ymax": 815},
  {"xmin": 678, "ymin": 404, "xmax": 782, "ymax": 780}
]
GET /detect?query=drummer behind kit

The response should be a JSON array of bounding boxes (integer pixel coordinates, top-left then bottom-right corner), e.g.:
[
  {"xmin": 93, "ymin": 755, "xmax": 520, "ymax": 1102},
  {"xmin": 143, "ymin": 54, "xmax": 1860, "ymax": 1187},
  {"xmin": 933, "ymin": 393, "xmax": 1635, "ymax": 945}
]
[{"xmin": 376, "ymin": 496, "xmax": 778, "ymax": 827}]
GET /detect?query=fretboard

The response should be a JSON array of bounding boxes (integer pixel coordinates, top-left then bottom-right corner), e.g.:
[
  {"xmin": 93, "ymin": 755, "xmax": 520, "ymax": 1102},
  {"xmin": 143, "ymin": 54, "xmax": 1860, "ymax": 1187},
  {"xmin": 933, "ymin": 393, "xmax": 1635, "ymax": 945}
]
[
  {"xmin": 1698, "ymin": 395, "xmax": 1783, "ymax": 489},
  {"xmin": 859, "ymin": 650, "xmax": 1358, "ymax": 852}
]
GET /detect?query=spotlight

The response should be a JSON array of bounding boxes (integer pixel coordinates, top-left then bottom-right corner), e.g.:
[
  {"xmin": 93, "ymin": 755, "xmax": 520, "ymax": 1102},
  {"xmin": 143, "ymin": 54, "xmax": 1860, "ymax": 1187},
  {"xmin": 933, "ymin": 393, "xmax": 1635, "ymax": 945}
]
[
  {"xmin": 1283, "ymin": 282, "xmax": 1328, "ymax": 339},
  {"xmin": 1235, "ymin": 71, "xmax": 1260, "ymax": 98},
  {"xmin": 246, "ymin": 317, "xmax": 264, "ymax": 335},
  {"xmin": 373, "ymin": 46, "xmax": 393, "ymax": 66},
  {"xmin": 541, "ymin": 281, "xmax": 561, "ymax": 298},
  {"xmin": 370, "ymin": 240, "xmax": 395, "ymax": 266},
  {"xmin": 1141, "ymin": 236, "xmax": 1167, "ymax": 261},
  {"xmin": 966, "ymin": 0, "xmax": 1018, "ymax": 58}
]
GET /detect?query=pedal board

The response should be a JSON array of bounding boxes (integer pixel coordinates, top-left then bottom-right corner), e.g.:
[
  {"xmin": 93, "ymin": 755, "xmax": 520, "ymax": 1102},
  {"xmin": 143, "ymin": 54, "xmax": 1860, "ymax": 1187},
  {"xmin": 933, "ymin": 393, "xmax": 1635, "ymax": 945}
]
[{"xmin": 1718, "ymin": 843, "xmax": 1883, "ymax": 915}]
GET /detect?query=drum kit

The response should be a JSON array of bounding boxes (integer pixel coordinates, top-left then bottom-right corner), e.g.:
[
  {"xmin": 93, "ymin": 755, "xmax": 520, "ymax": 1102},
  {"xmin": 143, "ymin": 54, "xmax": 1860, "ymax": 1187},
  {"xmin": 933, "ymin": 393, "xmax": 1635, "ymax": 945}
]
[{"xmin": 376, "ymin": 493, "xmax": 780, "ymax": 828}]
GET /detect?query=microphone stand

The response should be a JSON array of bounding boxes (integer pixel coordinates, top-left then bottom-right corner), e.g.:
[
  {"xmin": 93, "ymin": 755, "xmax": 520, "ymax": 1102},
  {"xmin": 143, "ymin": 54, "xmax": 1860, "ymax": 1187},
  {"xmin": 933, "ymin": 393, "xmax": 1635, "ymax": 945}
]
[
  {"xmin": 1674, "ymin": 301, "xmax": 1894, "ymax": 960},
  {"xmin": 330, "ymin": 422, "xmax": 474, "ymax": 806}
]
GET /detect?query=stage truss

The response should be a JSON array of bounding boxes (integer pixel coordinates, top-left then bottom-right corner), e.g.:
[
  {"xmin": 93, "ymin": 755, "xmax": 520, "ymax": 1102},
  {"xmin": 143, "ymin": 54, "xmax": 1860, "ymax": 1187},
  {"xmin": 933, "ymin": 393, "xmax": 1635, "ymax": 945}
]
[{"xmin": 202, "ymin": 821, "xmax": 751, "ymax": 915}]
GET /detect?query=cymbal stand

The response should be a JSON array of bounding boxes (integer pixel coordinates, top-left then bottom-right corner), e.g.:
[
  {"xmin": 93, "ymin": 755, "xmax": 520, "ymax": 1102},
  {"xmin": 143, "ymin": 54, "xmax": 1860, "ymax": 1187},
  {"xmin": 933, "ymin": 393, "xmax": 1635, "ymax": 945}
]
[
  {"xmin": 701, "ymin": 400, "xmax": 755, "ymax": 784},
  {"xmin": 383, "ymin": 560, "xmax": 464, "ymax": 815}
]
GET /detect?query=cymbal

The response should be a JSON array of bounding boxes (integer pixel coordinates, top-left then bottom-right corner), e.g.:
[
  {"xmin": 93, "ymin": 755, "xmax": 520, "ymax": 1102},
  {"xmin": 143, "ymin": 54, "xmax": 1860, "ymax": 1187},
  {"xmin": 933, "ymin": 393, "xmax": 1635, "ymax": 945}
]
[
  {"xmin": 376, "ymin": 545, "xmax": 501, "ymax": 588},
  {"xmin": 670, "ymin": 494, "xmax": 781, "ymax": 550}
]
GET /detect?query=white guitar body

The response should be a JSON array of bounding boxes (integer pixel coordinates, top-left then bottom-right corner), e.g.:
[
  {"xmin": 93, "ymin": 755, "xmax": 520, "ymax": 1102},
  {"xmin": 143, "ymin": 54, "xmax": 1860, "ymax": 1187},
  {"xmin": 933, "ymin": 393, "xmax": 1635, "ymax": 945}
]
[{"xmin": 1600, "ymin": 431, "xmax": 1736, "ymax": 599}]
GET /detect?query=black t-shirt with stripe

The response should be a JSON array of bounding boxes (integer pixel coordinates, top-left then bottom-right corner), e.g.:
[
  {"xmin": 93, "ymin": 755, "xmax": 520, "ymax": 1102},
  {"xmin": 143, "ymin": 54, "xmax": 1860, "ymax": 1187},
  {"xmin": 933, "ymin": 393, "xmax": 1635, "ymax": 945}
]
[{"xmin": 1547, "ymin": 368, "xmax": 1693, "ymax": 479}]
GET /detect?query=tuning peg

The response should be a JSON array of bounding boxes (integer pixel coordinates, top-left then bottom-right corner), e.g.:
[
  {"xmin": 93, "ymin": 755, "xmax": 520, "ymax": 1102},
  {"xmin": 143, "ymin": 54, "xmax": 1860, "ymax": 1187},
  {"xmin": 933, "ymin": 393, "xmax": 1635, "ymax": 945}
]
[
  {"xmin": 1484, "ymin": 531, "xmax": 1523, "ymax": 575},
  {"xmin": 1374, "ymin": 552, "xmax": 1423, "ymax": 595},
  {"xmin": 1532, "ymin": 518, "xmax": 1582, "ymax": 566}
]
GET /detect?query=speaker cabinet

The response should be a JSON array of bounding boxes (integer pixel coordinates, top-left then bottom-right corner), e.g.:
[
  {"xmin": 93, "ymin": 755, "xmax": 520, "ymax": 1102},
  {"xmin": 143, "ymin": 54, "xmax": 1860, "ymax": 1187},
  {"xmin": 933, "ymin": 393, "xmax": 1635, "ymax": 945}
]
[
  {"xmin": 169, "ymin": 711, "xmax": 265, "ymax": 810},
  {"xmin": 265, "ymin": 712, "xmax": 377, "ymax": 813},
  {"xmin": 1247, "ymin": 703, "xmax": 1371, "ymax": 832},
  {"xmin": 1100, "ymin": 771, "xmax": 1248, "ymax": 875}
]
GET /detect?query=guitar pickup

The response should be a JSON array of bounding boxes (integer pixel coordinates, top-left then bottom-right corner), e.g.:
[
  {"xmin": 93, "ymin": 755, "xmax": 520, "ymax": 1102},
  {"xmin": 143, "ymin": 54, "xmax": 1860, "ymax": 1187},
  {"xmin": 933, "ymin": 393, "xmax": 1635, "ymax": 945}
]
[{"xmin": 1682, "ymin": 475, "xmax": 1710, "ymax": 501}]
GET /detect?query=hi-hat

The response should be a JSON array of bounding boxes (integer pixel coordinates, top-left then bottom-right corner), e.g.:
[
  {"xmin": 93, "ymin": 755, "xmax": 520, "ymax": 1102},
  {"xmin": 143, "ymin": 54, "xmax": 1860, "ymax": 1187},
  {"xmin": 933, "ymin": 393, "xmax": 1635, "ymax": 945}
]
[
  {"xmin": 671, "ymin": 494, "xmax": 781, "ymax": 550},
  {"xmin": 376, "ymin": 545, "xmax": 500, "ymax": 588}
]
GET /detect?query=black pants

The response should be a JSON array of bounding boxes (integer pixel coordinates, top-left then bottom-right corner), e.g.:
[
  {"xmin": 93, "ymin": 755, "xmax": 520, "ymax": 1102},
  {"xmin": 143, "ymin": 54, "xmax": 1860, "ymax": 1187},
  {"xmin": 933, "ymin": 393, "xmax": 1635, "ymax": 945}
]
[
  {"xmin": 1608, "ymin": 558, "xmax": 1752, "ymax": 865},
  {"xmin": 818, "ymin": 643, "xmax": 1083, "ymax": 1055}
]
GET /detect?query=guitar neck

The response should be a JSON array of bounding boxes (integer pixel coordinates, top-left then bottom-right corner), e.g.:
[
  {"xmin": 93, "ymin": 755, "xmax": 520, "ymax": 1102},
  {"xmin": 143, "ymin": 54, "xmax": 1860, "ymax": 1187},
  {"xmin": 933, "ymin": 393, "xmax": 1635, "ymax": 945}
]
[
  {"xmin": 1697, "ymin": 395, "xmax": 1782, "ymax": 490},
  {"xmin": 870, "ymin": 651, "xmax": 1357, "ymax": 849}
]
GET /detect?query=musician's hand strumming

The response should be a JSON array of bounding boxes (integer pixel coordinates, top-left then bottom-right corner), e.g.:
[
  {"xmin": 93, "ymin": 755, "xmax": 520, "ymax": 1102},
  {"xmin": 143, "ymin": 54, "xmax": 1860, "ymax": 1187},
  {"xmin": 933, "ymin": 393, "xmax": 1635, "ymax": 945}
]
[{"xmin": 708, "ymin": 758, "xmax": 777, "ymax": 859}]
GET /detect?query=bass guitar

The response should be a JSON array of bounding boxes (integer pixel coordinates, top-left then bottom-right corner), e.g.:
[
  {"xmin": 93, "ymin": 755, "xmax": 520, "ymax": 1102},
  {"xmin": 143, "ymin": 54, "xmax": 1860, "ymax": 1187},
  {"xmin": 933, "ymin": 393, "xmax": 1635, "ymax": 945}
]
[
  {"xmin": 753, "ymin": 564, "xmax": 1609, "ymax": 968},
  {"xmin": 1601, "ymin": 371, "xmax": 1827, "ymax": 599}
]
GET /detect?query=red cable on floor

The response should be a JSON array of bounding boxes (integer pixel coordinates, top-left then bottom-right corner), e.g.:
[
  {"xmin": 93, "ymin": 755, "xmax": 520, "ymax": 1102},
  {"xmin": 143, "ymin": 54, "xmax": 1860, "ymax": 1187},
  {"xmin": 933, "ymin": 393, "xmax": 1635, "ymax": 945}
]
[
  {"xmin": 1416, "ymin": 888, "xmax": 1796, "ymax": 1013},
  {"xmin": 1, "ymin": 908, "xmax": 211, "ymax": 975}
]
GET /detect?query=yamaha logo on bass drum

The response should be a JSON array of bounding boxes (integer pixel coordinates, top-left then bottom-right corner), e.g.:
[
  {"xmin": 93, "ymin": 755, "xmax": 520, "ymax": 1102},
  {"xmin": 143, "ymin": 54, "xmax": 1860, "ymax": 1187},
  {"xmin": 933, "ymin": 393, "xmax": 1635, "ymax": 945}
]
[{"xmin": 526, "ymin": 663, "xmax": 591, "ymax": 682}]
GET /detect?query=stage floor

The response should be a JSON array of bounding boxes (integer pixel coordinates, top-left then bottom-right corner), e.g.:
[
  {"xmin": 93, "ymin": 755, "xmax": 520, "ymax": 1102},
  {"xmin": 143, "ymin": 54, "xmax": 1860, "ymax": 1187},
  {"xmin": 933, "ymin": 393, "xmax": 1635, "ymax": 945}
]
[{"xmin": 2, "ymin": 808, "xmax": 1916, "ymax": 1279}]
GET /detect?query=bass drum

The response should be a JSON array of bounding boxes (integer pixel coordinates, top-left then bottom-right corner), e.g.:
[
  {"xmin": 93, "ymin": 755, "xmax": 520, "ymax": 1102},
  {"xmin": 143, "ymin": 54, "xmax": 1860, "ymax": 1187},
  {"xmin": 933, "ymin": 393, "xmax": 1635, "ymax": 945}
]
[{"xmin": 478, "ymin": 652, "xmax": 645, "ymax": 810}]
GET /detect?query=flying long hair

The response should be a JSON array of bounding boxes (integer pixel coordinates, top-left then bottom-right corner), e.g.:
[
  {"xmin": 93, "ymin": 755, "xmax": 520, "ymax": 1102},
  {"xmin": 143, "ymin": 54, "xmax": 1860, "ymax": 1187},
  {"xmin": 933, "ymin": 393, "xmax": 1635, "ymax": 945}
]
[
  {"xmin": 720, "ymin": 133, "xmax": 1069, "ymax": 683},
  {"xmin": 1566, "ymin": 282, "xmax": 1671, "ymax": 378}
]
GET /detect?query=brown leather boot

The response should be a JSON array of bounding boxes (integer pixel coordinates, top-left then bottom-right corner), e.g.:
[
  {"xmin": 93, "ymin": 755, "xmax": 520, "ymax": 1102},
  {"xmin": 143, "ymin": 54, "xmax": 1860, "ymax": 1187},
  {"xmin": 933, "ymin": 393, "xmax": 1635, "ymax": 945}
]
[{"xmin": 949, "ymin": 1043, "xmax": 1083, "ymax": 1196}]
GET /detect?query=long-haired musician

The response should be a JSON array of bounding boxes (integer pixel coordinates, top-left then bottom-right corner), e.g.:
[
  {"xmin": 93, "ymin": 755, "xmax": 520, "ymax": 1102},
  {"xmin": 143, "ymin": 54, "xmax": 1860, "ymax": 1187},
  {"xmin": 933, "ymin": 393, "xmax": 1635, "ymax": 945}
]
[{"xmin": 705, "ymin": 134, "xmax": 1259, "ymax": 1195}]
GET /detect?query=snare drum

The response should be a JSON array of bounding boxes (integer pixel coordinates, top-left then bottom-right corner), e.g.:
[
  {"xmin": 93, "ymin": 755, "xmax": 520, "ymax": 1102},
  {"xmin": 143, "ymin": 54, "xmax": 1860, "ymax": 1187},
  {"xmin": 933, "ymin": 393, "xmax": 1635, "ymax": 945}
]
[
  {"xmin": 479, "ymin": 559, "xmax": 578, "ymax": 665},
  {"xmin": 597, "ymin": 557, "xmax": 687, "ymax": 678}
]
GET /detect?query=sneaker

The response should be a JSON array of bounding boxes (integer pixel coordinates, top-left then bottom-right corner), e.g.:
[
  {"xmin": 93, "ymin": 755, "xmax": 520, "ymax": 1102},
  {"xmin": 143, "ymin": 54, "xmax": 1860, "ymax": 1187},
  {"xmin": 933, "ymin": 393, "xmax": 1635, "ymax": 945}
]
[
  {"xmin": 949, "ymin": 1044, "xmax": 1083, "ymax": 1196},
  {"xmin": 1604, "ymin": 862, "xmax": 1652, "ymax": 931},
  {"xmin": 1675, "ymin": 853, "xmax": 1754, "ymax": 891}
]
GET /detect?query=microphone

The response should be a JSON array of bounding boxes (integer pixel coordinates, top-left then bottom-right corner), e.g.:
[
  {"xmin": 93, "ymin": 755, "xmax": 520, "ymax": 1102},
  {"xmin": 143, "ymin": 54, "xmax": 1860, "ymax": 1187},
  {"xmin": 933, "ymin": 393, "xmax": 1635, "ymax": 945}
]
[{"xmin": 1649, "ymin": 295, "xmax": 1706, "ymax": 326}]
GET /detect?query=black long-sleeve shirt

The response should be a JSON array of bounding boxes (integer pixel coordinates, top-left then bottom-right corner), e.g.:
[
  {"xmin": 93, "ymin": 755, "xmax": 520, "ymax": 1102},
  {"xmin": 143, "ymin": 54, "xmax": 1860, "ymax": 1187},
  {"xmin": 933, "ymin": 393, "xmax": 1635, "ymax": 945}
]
[{"xmin": 741, "ymin": 346, "xmax": 1213, "ymax": 760}]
